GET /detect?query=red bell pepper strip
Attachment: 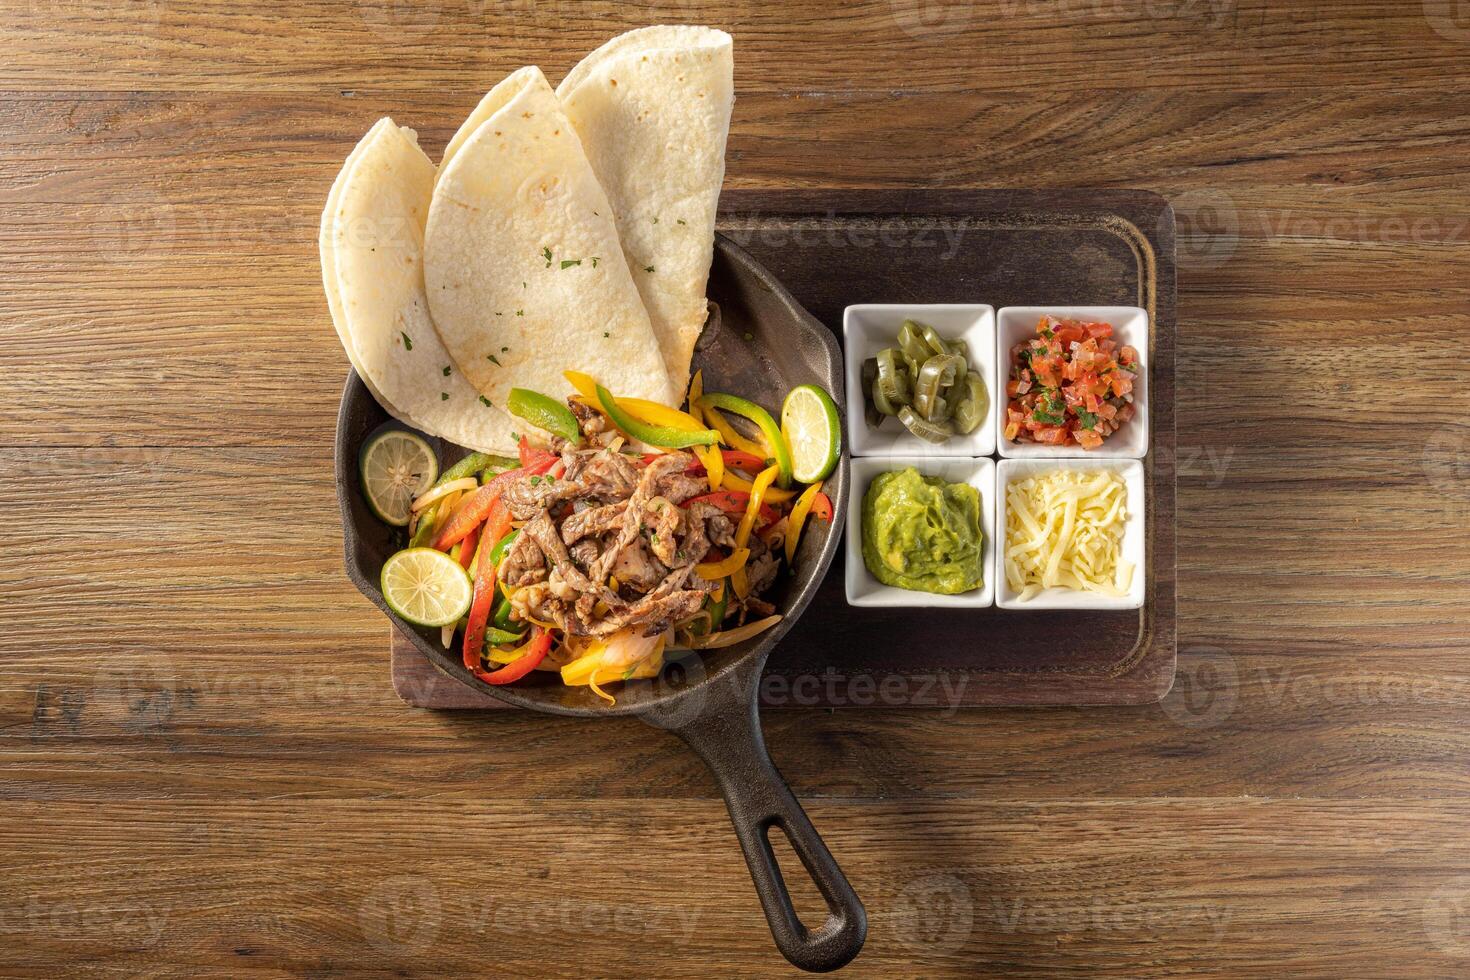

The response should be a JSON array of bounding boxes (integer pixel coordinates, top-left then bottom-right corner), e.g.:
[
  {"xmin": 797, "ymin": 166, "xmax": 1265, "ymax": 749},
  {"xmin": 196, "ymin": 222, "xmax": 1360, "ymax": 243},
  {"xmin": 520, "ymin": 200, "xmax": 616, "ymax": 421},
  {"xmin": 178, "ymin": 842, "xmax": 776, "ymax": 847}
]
[
  {"xmin": 433, "ymin": 456, "xmax": 556, "ymax": 551},
  {"xmin": 473, "ymin": 626, "xmax": 552, "ymax": 685},
  {"xmin": 642, "ymin": 449, "xmax": 768, "ymax": 477},
  {"xmin": 810, "ymin": 491, "xmax": 834, "ymax": 523},
  {"xmin": 461, "ymin": 502, "xmax": 511, "ymax": 673},
  {"xmin": 682, "ymin": 491, "xmax": 779, "ymax": 527},
  {"xmin": 456, "ymin": 531, "xmax": 480, "ymax": 570},
  {"xmin": 518, "ymin": 435, "xmax": 559, "ymax": 471}
]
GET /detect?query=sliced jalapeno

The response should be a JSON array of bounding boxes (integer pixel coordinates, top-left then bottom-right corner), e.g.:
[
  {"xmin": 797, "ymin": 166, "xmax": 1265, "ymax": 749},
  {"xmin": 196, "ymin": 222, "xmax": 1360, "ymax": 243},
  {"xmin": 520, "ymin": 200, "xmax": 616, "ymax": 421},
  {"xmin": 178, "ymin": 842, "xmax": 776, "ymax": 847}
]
[
  {"xmin": 952, "ymin": 371, "xmax": 987, "ymax": 434},
  {"xmin": 898, "ymin": 405, "xmax": 954, "ymax": 443},
  {"xmin": 875, "ymin": 348, "xmax": 913, "ymax": 406}
]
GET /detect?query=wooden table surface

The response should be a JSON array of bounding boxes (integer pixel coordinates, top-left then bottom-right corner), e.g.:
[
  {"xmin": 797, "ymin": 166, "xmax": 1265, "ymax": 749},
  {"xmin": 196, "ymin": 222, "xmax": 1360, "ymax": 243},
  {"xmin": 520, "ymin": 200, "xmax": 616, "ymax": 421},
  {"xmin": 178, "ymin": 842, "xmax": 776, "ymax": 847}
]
[{"xmin": 4, "ymin": 2, "xmax": 1469, "ymax": 976}]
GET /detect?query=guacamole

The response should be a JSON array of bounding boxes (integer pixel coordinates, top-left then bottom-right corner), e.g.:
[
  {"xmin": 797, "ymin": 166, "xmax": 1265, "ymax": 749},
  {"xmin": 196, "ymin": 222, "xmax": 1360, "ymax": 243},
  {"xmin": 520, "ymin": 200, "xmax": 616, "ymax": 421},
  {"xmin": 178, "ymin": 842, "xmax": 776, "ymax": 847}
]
[{"xmin": 861, "ymin": 467, "xmax": 984, "ymax": 594}]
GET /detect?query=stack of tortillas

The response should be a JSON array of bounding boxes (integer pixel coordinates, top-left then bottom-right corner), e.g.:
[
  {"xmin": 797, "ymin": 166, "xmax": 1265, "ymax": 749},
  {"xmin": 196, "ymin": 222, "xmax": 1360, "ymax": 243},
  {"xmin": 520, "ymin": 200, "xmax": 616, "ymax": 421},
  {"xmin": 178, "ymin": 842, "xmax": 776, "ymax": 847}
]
[{"xmin": 319, "ymin": 26, "xmax": 734, "ymax": 453}]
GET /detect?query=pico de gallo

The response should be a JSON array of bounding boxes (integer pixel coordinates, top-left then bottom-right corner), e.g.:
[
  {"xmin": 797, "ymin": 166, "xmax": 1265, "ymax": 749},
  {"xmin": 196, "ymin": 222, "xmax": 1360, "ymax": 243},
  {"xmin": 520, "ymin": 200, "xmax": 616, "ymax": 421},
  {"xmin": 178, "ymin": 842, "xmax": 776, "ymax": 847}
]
[{"xmin": 1003, "ymin": 316, "xmax": 1140, "ymax": 450}]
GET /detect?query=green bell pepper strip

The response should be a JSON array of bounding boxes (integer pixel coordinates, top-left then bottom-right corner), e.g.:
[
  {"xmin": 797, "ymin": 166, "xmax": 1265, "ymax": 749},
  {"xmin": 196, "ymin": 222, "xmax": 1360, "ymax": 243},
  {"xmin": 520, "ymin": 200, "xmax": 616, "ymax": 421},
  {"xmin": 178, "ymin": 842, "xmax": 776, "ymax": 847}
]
[
  {"xmin": 595, "ymin": 384, "xmax": 719, "ymax": 449},
  {"xmin": 699, "ymin": 584, "xmax": 729, "ymax": 636},
  {"xmin": 506, "ymin": 388, "xmax": 582, "ymax": 445},
  {"xmin": 492, "ymin": 594, "xmax": 523, "ymax": 632},
  {"xmin": 435, "ymin": 452, "xmax": 495, "ymax": 488},
  {"xmin": 407, "ymin": 501, "xmax": 440, "ymax": 549},
  {"xmin": 477, "ymin": 454, "xmax": 520, "ymax": 480},
  {"xmin": 699, "ymin": 392, "xmax": 793, "ymax": 488},
  {"xmin": 484, "ymin": 626, "xmax": 526, "ymax": 648}
]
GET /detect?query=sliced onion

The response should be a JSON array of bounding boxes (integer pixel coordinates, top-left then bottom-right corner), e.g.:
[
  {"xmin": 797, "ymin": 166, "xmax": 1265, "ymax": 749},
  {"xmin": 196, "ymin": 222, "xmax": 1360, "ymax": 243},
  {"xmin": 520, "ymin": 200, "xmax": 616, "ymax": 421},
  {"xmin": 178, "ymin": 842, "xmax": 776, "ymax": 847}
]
[
  {"xmin": 686, "ymin": 615, "xmax": 782, "ymax": 649},
  {"xmin": 410, "ymin": 477, "xmax": 478, "ymax": 513}
]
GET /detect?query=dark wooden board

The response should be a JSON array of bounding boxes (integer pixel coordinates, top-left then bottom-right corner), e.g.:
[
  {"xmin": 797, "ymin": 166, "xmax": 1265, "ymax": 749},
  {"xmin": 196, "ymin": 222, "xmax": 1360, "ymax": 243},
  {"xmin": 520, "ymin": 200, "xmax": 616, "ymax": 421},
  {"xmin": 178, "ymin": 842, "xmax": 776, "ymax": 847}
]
[{"xmin": 393, "ymin": 188, "xmax": 1176, "ymax": 709}]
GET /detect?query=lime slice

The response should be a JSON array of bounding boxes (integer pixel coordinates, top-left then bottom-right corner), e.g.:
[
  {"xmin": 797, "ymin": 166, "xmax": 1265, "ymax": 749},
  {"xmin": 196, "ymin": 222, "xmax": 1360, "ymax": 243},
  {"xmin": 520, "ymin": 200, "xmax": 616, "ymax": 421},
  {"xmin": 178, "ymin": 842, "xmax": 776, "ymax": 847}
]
[
  {"xmin": 359, "ymin": 428, "xmax": 438, "ymax": 526},
  {"xmin": 380, "ymin": 548, "xmax": 473, "ymax": 627},
  {"xmin": 781, "ymin": 384, "xmax": 841, "ymax": 483}
]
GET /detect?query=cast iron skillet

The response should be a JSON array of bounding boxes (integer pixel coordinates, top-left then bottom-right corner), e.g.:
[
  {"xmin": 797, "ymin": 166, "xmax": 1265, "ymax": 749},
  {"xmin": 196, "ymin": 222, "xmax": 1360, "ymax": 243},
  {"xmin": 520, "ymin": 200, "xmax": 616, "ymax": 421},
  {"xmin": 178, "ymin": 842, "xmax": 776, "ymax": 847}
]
[{"xmin": 335, "ymin": 236, "xmax": 866, "ymax": 972}]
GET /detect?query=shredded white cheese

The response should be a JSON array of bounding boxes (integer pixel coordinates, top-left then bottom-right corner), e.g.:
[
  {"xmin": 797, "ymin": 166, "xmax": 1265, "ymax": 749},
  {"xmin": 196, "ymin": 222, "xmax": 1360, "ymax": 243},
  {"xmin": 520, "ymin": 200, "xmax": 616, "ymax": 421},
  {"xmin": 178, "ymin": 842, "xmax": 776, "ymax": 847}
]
[{"xmin": 1005, "ymin": 469, "xmax": 1133, "ymax": 600}]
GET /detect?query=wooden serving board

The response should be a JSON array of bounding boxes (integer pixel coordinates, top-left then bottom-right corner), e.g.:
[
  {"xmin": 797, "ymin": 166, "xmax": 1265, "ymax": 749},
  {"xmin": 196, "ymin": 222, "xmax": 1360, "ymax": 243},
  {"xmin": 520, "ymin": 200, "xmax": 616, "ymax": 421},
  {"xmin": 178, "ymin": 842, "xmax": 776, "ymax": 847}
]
[{"xmin": 391, "ymin": 189, "xmax": 1176, "ymax": 709}]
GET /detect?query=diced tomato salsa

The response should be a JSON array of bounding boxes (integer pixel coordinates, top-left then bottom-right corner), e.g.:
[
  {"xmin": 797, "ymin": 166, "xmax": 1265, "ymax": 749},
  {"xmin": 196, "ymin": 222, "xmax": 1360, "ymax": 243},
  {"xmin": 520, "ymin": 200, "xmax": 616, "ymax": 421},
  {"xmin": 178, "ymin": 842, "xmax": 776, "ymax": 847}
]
[{"xmin": 1003, "ymin": 316, "xmax": 1139, "ymax": 450}]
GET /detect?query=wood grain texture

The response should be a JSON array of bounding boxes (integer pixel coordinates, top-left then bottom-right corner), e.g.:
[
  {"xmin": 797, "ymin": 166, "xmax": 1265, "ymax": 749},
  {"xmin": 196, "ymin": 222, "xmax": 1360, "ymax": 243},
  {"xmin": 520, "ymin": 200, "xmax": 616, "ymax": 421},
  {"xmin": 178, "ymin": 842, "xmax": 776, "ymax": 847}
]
[{"xmin": 2, "ymin": 1, "xmax": 1470, "ymax": 976}]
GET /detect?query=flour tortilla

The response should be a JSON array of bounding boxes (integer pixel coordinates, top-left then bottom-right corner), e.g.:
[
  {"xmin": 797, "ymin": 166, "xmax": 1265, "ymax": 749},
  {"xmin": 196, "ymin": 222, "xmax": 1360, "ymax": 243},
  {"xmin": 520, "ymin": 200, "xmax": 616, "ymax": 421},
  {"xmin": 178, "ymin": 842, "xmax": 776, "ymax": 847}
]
[
  {"xmin": 319, "ymin": 119, "xmax": 412, "ymax": 424},
  {"xmin": 324, "ymin": 118, "xmax": 520, "ymax": 451},
  {"xmin": 424, "ymin": 67, "xmax": 675, "ymax": 408},
  {"xmin": 556, "ymin": 26, "xmax": 733, "ymax": 387},
  {"xmin": 437, "ymin": 65, "xmax": 542, "ymax": 187}
]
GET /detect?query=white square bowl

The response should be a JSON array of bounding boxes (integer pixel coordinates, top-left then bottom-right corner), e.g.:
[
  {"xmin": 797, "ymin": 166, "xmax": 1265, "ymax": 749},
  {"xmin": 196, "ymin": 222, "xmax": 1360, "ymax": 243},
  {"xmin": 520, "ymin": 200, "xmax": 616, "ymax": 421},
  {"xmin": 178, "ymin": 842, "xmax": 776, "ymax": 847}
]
[
  {"xmin": 995, "ymin": 306, "xmax": 1149, "ymax": 459},
  {"xmin": 994, "ymin": 457, "xmax": 1145, "ymax": 611},
  {"xmin": 845, "ymin": 455, "xmax": 995, "ymax": 608},
  {"xmin": 844, "ymin": 304, "xmax": 997, "ymax": 458}
]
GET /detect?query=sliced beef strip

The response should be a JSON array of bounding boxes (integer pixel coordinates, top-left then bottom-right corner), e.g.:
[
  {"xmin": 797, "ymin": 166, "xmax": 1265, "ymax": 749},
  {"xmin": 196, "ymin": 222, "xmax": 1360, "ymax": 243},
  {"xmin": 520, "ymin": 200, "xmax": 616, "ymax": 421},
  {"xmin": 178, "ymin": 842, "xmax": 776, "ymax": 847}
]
[
  {"xmin": 568, "ymin": 398, "xmax": 608, "ymax": 438},
  {"xmin": 745, "ymin": 548, "xmax": 780, "ymax": 598},
  {"xmin": 610, "ymin": 537, "xmax": 667, "ymax": 592},
  {"xmin": 568, "ymin": 538, "xmax": 601, "ymax": 572},
  {"xmin": 521, "ymin": 512, "xmax": 622, "ymax": 607},
  {"xmin": 629, "ymin": 589, "xmax": 707, "ymax": 637},
  {"xmin": 588, "ymin": 453, "xmax": 687, "ymax": 584},
  {"xmin": 499, "ymin": 473, "xmax": 584, "ymax": 521},
  {"xmin": 561, "ymin": 501, "xmax": 627, "ymax": 545},
  {"xmin": 642, "ymin": 496, "xmax": 683, "ymax": 566},
  {"xmin": 652, "ymin": 471, "xmax": 707, "ymax": 505},
  {"xmin": 499, "ymin": 530, "xmax": 548, "ymax": 587},
  {"xmin": 577, "ymin": 450, "xmax": 641, "ymax": 498}
]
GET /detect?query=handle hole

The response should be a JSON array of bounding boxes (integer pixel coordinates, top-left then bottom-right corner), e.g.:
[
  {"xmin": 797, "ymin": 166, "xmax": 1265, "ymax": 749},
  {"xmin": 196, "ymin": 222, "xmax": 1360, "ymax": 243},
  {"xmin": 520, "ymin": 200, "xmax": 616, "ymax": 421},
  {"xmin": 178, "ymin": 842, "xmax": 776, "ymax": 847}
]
[{"xmin": 765, "ymin": 823, "xmax": 830, "ymax": 932}]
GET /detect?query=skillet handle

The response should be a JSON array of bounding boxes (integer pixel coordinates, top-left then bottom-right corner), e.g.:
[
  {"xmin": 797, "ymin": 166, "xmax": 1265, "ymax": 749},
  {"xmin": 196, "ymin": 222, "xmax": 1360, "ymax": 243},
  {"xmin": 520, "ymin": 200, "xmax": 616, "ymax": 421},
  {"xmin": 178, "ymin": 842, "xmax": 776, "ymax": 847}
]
[{"xmin": 667, "ymin": 682, "xmax": 867, "ymax": 972}]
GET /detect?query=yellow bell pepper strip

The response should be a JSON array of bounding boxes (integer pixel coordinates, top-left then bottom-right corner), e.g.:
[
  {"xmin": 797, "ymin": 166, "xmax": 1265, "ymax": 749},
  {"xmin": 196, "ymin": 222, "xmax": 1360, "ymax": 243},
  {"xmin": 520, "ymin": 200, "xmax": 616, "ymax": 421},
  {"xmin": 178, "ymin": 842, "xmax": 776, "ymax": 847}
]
[
  {"xmin": 686, "ymin": 369, "xmax": 704, "ymax": 411},
  {"xmin": 506, "ymin": 387, "xmax": 581, "ymax": 444},
  {"xmin": 720, "ymin": 469, "xmax": 798, "ymax": 504},
  {"xmin": 694, "ymin": 444, "xmax": 724, "ymax": 493},
  {"xmin": 731, "ymin": 464, "xmax": 779, "ymax": 598},
  {"xmin": 698, "ymin": 400, "xmax": 767, "ymax": 457},
  {"xmin": 696, "ymin": 548, "xmax": 750, "ymax": 581},
  {"xmin": 700, "ymin": 393, "xmax": 793, "ymax": 487},
  {"xmin": 595, "ymin": 384, "xmax": 719, "ymax": 449},
  {"xmin": 564, "ymin": 370, "xmax": 707, "ymax": 433},
  {"xmin": 785, "ymin": 481, "xmax": 824, "ymax": 564}
]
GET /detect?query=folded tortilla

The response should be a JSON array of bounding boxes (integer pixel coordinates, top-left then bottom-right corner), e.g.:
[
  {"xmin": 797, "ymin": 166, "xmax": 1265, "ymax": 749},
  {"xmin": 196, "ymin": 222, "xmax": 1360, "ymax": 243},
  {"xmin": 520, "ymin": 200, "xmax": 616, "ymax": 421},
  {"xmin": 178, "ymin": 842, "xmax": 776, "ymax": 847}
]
[
  {"xmin": 557, "ymin": 26, "xmax": 734, "ymax": 387},
  {"xmin": 424, "ymin": 66, "xmax": 675, "ymax": 408},
  {"xmin": 321, "ymin": 118, "xmax": 520, "ymax": 451}
]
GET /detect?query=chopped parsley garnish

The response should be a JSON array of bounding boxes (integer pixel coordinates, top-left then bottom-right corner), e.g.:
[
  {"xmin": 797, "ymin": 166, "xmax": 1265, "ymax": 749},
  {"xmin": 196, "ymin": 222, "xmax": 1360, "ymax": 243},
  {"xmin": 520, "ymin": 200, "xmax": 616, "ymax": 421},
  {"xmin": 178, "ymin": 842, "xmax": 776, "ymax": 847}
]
[
  {"xmin": 560, "ymin": 259, "xmax": 581, "ymax": 269},
  {"xmin": 1077, "ymin": 410, "xmax": 1098, "ymax": 430},
  {"xmin": 652, "ymin": 217, "xmax": 659, "ymax": 224},
  {"xmin": 589, "ymin": 256, "xmax": 600, "ymax": 268},
  {"xmin": 541, "ymin": 247, "xmax": 553, "ymax": 267},
  {"xmin": 643, "ymin": 265, "xmax": 655, "ymax": 273},
  {"xmin": 400, "ymin": 331, "xmax": 413, "ymax": 351},
  {"xmin": 440, "ymin": 392, "xmax": 449, "ymax": 401},
  {"xmin": 676, "ymin": 219, "xmax": 686, "ymax": 225},
  {"xmin": 442, "ymin": 365, "xmax": 451, "ymax": 376},
  {"xmin": 529, "ymin": 476, "xmax": 542, "ymax": 486},
  {"xmin": 487, "ymin": 354, "xmax": 501, "ymax": 366},
  {"xmin": 1032, "ymin": 409, "xmax": 1064, "ymax": 425},
  {"xmin": 501, "ymin": 346, "xmax": 509, "ymax": 352},
  {"xmin": 479, "ymin": 395, "xmax": 492, "ymax": 408},
  {"xmin": 515, "ymin": 309, "xmax": 524, "ymax": 316}
]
